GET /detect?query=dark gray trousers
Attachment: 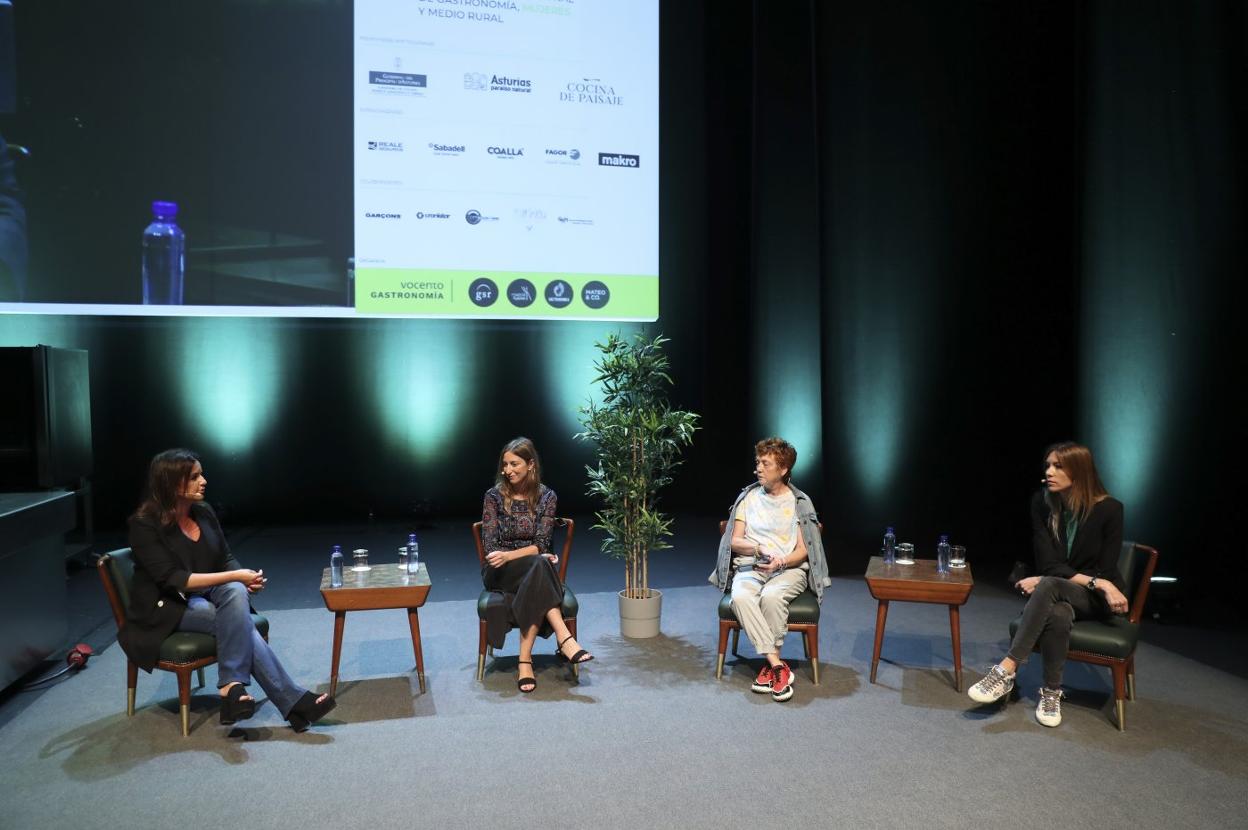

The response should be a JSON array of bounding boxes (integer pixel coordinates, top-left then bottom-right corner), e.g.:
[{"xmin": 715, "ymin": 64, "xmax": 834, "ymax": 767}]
[{"xmin": 1007, "ymin": 576, "xmax": 1106, "ymax": 689}]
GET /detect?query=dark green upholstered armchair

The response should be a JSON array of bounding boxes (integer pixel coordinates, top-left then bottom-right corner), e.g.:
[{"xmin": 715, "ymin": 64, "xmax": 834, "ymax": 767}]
[
  {"xmin": 472, "ymin": 518, "xmax": 578, "ymax": 681},
  {"xmin": 715, "ymin": 520, "xmax": 822, "ymax": 684},
  {"xmin": 1008, "ymin": 541, "xmax": 1158, "ymax": 731},
  {"xmin": 97, "ymin": 548, "xmax": 270, "ymax": 736}
]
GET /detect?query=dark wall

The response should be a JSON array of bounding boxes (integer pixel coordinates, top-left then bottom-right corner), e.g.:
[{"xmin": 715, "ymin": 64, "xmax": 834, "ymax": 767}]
[{"xmin": 1, "ymin": 1, "xmax": 1243, "ymax": 621}]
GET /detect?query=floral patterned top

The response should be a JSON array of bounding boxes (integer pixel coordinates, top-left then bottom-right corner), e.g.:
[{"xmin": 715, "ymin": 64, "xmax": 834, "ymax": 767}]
[{"xmin": 480, "ymin": 484, "xmax": 557, "ymax": 556}]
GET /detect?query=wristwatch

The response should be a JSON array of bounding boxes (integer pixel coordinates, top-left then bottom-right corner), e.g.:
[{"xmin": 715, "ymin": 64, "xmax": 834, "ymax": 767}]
[{"xmin": 1088, "ymin": 577, "xmax": 1098, "ymax": 592}]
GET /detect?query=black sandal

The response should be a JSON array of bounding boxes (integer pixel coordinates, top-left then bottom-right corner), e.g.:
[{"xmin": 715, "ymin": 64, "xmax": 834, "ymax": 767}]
[
  {"xmin": 287, "ymin": 690, "xmax": 337, "ymax": 733},
  {"xmin": 220, "ymin": 683, "xmax": 256, "ymax": 725},
  {"xmin": 557, "ymin": 635, "xmax": 594, "ymax": 665},
  {"xmin": 517, "ymin": 660, "xmax": 536, "ymax": 693}
]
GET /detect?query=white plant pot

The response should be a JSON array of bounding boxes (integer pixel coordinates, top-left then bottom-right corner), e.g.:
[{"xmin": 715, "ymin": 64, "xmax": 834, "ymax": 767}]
[{"xmin": 618, "ymin": 589, "xmax": 663, "ymax": 638}]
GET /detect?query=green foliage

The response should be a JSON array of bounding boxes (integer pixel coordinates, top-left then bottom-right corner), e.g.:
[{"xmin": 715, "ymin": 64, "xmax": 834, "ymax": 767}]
[{"xmin": 575, "ymin": 333, "xmax": 700, "ymax": 596}]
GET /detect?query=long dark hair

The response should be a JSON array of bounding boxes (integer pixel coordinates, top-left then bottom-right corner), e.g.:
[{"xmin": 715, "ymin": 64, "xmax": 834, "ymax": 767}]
[
  {"xmin": 134, "ymin": 448, "xmax": 200, "ymax": 527},
  {"xmin": 495, "ymin": 436, "xmax": 542, "ymax": 514},
  {"xmin": 1042, "ymin": 441, "xmax": 1110, "ymax": 537}
]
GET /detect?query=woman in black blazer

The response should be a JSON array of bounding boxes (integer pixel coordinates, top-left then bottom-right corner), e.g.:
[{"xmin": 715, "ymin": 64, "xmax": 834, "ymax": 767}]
[
  {"xmin": 119, "ymin": 448, "xmax": 335, "ymax": 731},
  {"xmin": 968, "ymin": 442, "xmax": 1128, "ymax": 727}
]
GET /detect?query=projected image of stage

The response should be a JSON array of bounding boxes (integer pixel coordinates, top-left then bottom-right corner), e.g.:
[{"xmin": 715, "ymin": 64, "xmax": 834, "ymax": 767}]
[{"xmin": 0, "ymin": 0, "xmax": 658, "ymax": 321}]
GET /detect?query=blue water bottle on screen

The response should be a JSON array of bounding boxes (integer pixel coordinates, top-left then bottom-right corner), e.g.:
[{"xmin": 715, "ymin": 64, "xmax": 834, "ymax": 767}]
[
  {"xmin": 406, "ymin": 533, "xmax": 420, "ymax": 575},
  {"xmin": 937, "ymin": 534, "xmax": 951, "ymax": 574},
  {"xmin": 330, "ymin": 544, "xmax": 344, "ymax": 587},
  {"xmin": 141, "ymin": 200, "xmax": 185, "ymax": 304},
  {"xmin": 883, "ymin": 527, "xmax": 897, "ymax": 565}
]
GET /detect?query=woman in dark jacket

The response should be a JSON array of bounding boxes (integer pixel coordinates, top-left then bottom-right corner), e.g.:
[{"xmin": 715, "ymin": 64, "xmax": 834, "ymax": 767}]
[
  {"xmin": 967, "ymin": 442, "xmax": 1128, "ymax": 727},
  {"xmin": 120, "ymin": 448, "xmax": 335, "ymax": 731},
  {"xmin": 480, "ymin": 437, "xmax": 592, "ymax": 693}
]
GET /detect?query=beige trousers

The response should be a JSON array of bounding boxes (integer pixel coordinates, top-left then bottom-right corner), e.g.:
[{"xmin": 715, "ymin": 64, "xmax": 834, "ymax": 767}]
[{"xmin": 729, "ymin": 567, "xmax": 808, "ymax": 655}]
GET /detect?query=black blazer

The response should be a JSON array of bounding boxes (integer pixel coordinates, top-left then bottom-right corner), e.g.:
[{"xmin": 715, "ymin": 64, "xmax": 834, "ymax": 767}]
[
  {"xmin": 1030, "ymin": 489, "xmax": 1125, "ymax": 592},
  {"xmin": 118, "ymin": 502, "xmax": 242, "ymax": 671}
]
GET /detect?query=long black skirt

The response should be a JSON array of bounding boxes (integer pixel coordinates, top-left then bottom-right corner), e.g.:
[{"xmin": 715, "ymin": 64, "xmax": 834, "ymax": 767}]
[{"xmin": 481, "ymin": 555, "xmax": 564, "ymax": 650}]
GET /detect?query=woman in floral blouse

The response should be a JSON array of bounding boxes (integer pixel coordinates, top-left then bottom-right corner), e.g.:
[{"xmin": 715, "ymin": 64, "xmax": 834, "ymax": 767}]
[{"xmin": 481, "ymin": 437, "xmax": 593, "ymax": 692}]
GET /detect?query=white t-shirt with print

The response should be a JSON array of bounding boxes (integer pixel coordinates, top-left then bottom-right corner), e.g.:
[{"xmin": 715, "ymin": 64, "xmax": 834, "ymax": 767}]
[{"xmin": 734, "ymin": 487, "xmax": 804, "ymax": 569}]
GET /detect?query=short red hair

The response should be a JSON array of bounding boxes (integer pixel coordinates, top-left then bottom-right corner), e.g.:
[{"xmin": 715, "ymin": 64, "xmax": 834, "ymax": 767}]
[{"xmin": 754, "ymin": 437, "xmax": 796, "ymax": 484}]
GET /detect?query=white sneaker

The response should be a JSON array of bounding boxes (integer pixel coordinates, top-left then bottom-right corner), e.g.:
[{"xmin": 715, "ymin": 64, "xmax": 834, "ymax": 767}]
[
  {"xmin": 968, "ymin": 664, "xmax": 1015, "ymax": 704},
  {"xmin": 1036, "ymin": 687, "xmax": 1063, "ymax": 727}
]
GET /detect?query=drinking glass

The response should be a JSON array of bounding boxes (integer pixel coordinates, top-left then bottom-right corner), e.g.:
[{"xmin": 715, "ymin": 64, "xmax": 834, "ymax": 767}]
[
  {"xmin": 895, "ymin": 543, "xmax": 915, "ymax": 565},
  {"xmin": 352, "ymin": 548, "xmax": 370, "ymax": 571},
  {"xmin": 397, "ymin": 546, "xmax": 409, "ymax": 571},
  {"xmin": 950, "ymin": 545, "xmax": 967, "ymax": 569}
]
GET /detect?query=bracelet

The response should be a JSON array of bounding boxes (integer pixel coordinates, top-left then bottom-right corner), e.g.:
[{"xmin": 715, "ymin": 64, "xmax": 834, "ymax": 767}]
[{"xmin": 1088, "ymin": 577, "xmax": 1098, "ymax": 592}]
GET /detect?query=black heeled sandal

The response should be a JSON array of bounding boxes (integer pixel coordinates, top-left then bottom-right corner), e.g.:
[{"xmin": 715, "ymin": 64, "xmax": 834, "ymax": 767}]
[
  {"xmin": 557, "ymin": 635, "xmax": 594, "ymax": 665},
  {"xmin": 219, "ymin": 683, "xmax": 256, "ymax": 725},
  {"xmin": 517, "ymin": 660, "xmax": 536, "ymax": 693},
  {"xmin": 287, "ymin": 690, "xmax": 337, "ymax": 733}
]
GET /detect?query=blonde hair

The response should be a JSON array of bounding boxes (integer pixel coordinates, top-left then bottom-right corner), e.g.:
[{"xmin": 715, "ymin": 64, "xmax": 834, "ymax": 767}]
[
  {"xmin": 495, "ymin": 436, "xmax": 542, "ymax": 514},
  {"xmin": 1042, "ymin": 441, "xmax": 1109, "ymax": 537}
]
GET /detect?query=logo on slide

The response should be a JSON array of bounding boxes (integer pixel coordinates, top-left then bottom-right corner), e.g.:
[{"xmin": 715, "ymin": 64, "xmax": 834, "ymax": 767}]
[
  {"xmin": 544, "ymin": 148, "xmax": 582, "ymax": 164},
  {"xmin": 557, "ymin": 216, "xmax": 594, "ymax": 227},
  {"xmin": 560, "ymin": 79, "xmax": 623, "ymax": 107},
  {"xmin": 598, "ymin": 153, "xmax": 640, "ymax": 168},
  {"xmin": 469, "ymin": 278, "xmax": 498, "ymax": 307},
  {"xmin": 581, "ymin": 281, "xmax": 611, "ymax": 309},
  {"xmin": 514, "ymin": 207, "xmax": 546, "ymax": 230},
  {"xmin": 369, "ymin": 71, "xmax": 427, "ymax": 95},
  {"xmin": 464, "ymin": 209, "xmax": 499, "ymax": 225},
  {"xmin": 544, "ymin": 280, "xmax": 573, "ymax": 308},
  {"xmin": 364, "ymin": 212, "xmax": 402, "ymax": 220},
  {"xmin": 465, "ymin": 72, "xmax": 532, "ymax": 94},
  {"xmin": 367, "ymin": 140, "xmax": 403, "ymax": 152},
  {"xmin": 415, "ymin": 211, "xmax": 450, "ymax": 220},
  {"xmin": 428, "ymin": 143, "xmax": 466, "ymax": 156},
  {"xmin": 487, "ymin": 146, "xmax": 525, "ymax": 159},
  {"xmin": 507, "ymin": 279, "xmax": 537, "ymax": 308}
]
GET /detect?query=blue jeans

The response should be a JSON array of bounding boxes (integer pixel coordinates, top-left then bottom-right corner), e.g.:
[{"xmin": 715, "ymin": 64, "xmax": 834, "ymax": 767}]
[{"xmin": 178, "ymin": 581, "xmax": 305, "ymax": 718}]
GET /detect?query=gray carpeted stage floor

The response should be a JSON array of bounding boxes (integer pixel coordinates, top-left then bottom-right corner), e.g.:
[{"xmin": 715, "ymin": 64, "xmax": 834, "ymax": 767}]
[{"xmin": 2, "ymin": 561, "xmax": 1246, "ymax": 830}]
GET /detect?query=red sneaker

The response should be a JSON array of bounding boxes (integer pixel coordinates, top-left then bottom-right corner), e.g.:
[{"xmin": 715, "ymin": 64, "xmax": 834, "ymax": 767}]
[
  {"xmin": 770, "ymin": 662, "xmax": 794, "ymax": 702},
  {"xmin": 751, "ymin": 664, "xmax": 774, "ymax": 694}
]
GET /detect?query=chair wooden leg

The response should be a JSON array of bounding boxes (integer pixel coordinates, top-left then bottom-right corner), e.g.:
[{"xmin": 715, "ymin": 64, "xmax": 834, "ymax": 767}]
[
  {"xmin": 716, "ymin": 621, "xmax": 731, "ymax": 679},
  {"xmin": 176, "ymin": 667, "xmax": 193, "ymax": 737},
  {"xmin": 1127, "ymin": 654, "xmax": 1136, "ymax": 701},
  {"xmin": 1111, "ymin": 662, "xmax": 1128, "ymax": 732},
  {"xmin": 477, "ymin": 621, "xmax": 488, "ymax": 682},
  {"xmin": 731, "ymin": 627, "xmax": 740, "ymax": 657},
  {"xmin": 126, "ymin": 661, "xmax": 138, "ymax": 717},
  {"xmin": 806, "ymin": 627, "xmax": 820, "ymax": 685}
]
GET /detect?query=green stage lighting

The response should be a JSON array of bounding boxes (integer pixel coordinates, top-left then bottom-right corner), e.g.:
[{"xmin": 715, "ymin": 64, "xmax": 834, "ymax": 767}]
[
  {"xmin": 358, "ymin": 320, "xmax": 476, "ymax": 463},
  {"xmin": 175, "ymin": 318, "xmax": 290, "ymax": 454}
]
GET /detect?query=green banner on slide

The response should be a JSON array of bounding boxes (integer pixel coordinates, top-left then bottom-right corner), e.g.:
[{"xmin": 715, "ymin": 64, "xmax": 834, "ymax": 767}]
[{"xmin": 355, "ymin": 269, "xmax": 658, "ymax": 320}]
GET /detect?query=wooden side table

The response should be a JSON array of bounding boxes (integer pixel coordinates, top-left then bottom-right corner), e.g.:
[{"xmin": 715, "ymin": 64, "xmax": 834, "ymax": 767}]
[
  {"xmin": 864, "ymin": 556, "xmax": 974, "ymax": 691},
  {"xmin": 319, "ymin": 563, "xmax": 432, "ymax": 696}
]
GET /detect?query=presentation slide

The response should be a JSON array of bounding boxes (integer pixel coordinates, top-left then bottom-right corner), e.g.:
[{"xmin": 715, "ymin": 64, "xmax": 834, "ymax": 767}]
[
  {"xmin": 354, "ymin": 0, "xmax": 659, "ymax": 320},
  {"xmin": 0, "ymin": 0, "xmax": 658, "ymax": 319}
]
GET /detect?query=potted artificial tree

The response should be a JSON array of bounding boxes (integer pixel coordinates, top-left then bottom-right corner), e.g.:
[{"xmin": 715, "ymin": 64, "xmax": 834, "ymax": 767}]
[{"xmin": 575, "ymin": 333, "xmax": 699, "ymax": 638}]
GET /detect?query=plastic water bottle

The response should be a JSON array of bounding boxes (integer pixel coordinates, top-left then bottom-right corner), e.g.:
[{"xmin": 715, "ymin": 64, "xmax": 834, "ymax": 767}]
[
  {"xmin": 406, "ymin": 533, "xmax": 420, "ymax": 575},
  {"xmin": 937, "ymin": 534, "xmax": 951, "ymax": 574},
  {"xmin": 883, "ymin": 526, "xmax": 897, "ymax": 565},
  {"xmin": 330, "ymin": 544, "xmax": 344, "ymax": 587},
  {"xmin": 141, "ymin": 200, "xmax": 185, "ymax": 304}
]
